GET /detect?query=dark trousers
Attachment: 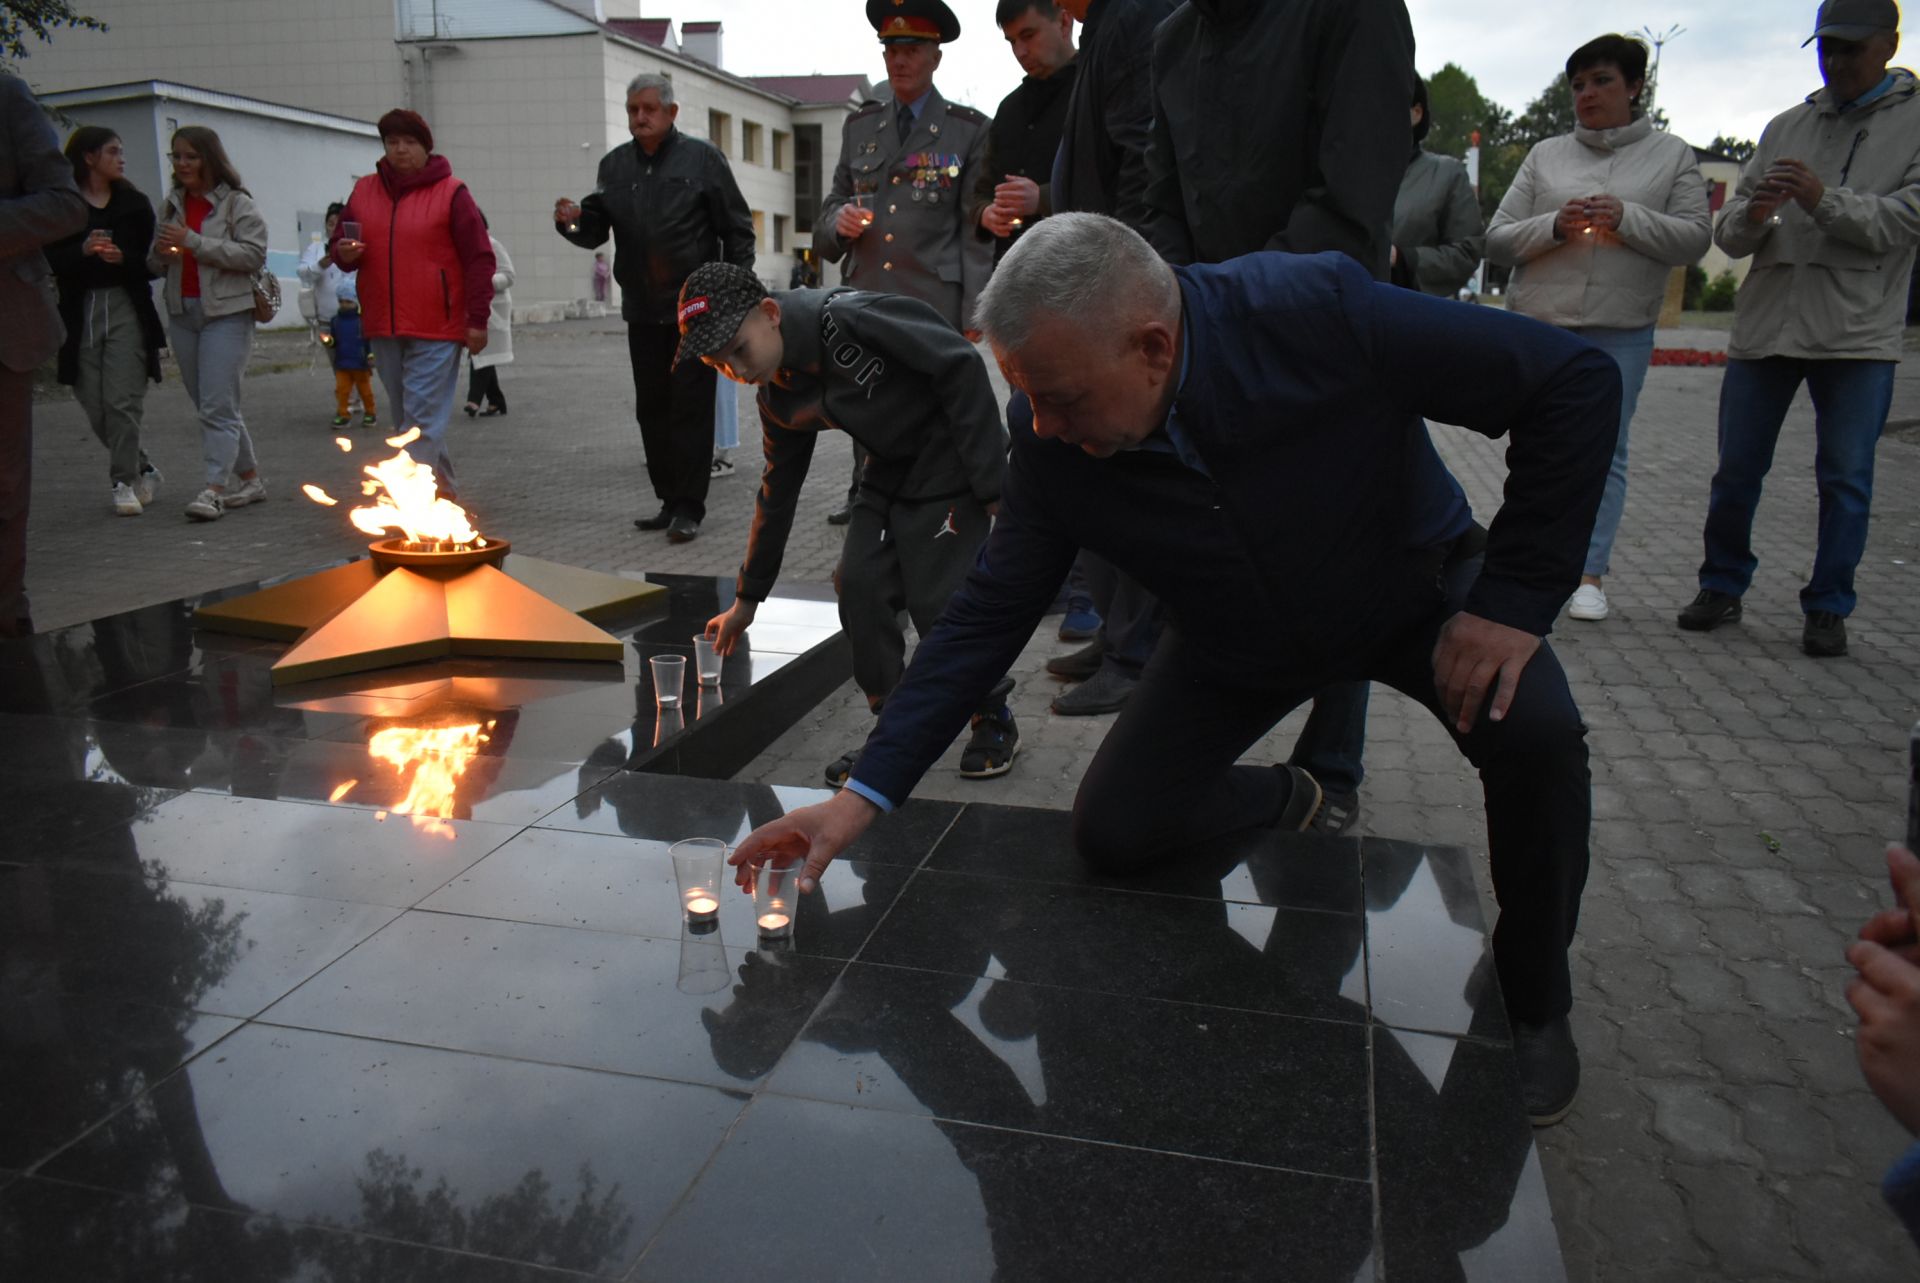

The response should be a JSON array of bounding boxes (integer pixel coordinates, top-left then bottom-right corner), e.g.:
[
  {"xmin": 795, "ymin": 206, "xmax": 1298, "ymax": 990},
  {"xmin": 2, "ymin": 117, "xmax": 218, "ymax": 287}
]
[
  {"xmin": 838, "ymin": 492, "xmax": 994, "ymax": 711},
  {"xmin": 1071, "ymin": 553, "xmax": 1591, "ymax": 1023},
  {"xmin": 0, "ymin": 365, "xmax": 32, "ymax": 628},
  {"xmin": 1080, "ymin": 550, "xmax": 1162, "ymax": 674},
  {"xmin": 627, "ymin": 322, "xmax": 716, "ymax": 524},
  {"xmin": 466, "ymin": 360, "xmax": 505, "ymax": 412}
]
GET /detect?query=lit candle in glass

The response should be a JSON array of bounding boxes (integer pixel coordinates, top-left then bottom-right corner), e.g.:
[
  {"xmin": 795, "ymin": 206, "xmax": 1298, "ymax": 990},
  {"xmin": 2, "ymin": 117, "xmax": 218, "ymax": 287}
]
[
  {"xmin": 753, "ymin": 859, "xmax": 800, "ymax": 940},
  {"xmin": 671, "ymin": 837, "xmax": 727, "ymax": 925}
]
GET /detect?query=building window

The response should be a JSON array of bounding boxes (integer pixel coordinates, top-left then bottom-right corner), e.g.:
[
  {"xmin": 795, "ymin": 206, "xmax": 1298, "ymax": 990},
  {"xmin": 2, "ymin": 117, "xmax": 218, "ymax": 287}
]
[
  {"xmin": 793, "ymin": 124, "xmax": 822, "ymax": 234},
  {"xmin": 742, "ymin": 121, "xmax": 763, "ymax": 165},
  {"xmin": 774, "ymin": 214, "xmax": 788, "ymax": 252},
  {"xmin": 752, "ymin": 209, "xmax": 766, "ymax": 249},
  {"xmin": 709, "ymin": 109, "xmax": 732, "ymax": 156},
  {"xmin": 773, "ymin": 130, "xmax": 790, "ymax": 172}
]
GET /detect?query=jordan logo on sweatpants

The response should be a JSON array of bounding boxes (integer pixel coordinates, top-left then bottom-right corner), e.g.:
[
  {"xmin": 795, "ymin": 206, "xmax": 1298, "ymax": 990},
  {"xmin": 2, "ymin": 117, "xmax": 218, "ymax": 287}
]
[{"xmin": 935, "ymin": 506, "xmax": 959, "ymax": 539}]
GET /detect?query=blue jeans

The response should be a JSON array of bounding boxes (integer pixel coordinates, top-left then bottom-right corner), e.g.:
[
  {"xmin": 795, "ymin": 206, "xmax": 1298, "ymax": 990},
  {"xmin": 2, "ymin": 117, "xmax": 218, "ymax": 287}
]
[
  {"xmin": 1699, "ymin": 356, "xmax": 1893, "ymax": 617},
  {"xmin": 1568, "ymin": 324, "xmax": 1653, "ymax": 578},
  {"xmin": 169, "ymin": 300, "xmax": 258, "ymax": 487},
  {"xmin": 714, "ymin": 378, "xmax": 740, "ymax": 452},
  {"xmin": 371, "ymin": 336, "xmax": 464, "ymax": 495}
]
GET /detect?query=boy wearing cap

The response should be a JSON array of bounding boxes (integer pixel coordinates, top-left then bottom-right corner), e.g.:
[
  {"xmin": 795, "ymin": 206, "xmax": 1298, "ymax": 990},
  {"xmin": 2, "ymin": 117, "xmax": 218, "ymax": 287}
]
[
  {"xmin": 677, "ymin": 261, "xmax": 1019, "ymax": 785},
  {"xmin": 1679, "ymin": 0, "xmax": 1920, "ymax": 658}
]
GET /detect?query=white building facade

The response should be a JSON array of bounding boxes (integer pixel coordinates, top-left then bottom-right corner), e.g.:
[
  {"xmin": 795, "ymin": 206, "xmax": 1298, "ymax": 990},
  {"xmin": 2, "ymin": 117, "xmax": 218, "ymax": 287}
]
[{"xmin": 21, "ymin": 0, "xmax": 869, "ymax": 316}]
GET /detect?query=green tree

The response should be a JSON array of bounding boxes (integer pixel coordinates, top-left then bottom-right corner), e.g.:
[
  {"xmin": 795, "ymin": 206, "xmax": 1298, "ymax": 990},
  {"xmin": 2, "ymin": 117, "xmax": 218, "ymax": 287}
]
[
  {"xmin": 1423, "ymin": 62, "xmax": 1511, "ymax": 163},
  {"xmin": 1709, "ymin": 134, "xmax": 1757, "ymax": 162},
  {"xmin": 0, "ymin": 0, "xmax": 105, "ymax": 70}
]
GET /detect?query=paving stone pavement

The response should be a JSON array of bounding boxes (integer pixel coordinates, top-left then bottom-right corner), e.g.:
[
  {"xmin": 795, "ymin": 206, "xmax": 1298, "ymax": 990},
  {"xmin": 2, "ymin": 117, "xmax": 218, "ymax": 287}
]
[{"xmin": 21, "ymin": 315, "xmax": 1920, "ymax": 1281}]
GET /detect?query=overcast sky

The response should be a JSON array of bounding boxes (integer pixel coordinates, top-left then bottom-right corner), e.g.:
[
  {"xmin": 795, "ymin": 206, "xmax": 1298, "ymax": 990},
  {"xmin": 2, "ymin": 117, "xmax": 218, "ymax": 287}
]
[{"xmin": 705, "ymin": 0, "xmax": 1847, "ymax": 150}]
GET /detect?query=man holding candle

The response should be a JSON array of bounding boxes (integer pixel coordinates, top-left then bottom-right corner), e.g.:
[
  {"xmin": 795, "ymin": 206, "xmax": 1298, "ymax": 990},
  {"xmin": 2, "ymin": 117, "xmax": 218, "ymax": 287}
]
[
  {"xmin": 727, "ymin": 214, "xmax": 1620, "ymax": 1127},
  {"xmin": 969, "ymin": 0, "xmax": 1077, "ymax": 260}
]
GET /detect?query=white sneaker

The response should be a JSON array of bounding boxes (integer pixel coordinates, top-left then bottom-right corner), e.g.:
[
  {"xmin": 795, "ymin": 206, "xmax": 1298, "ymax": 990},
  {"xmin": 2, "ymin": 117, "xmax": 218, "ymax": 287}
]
[
  {"xmin": 223, "ymin": 476, "xmax": 267, "ymax": 508},
  {"xmin": 1568, "ymin": 584, "xmax": 1609, "ymax": 621},
  {"xmin": 185, "ymin": 488, "xmax": 224, "ymax": 521},
  {"xmin": 135, "ymin": 463, "xmax": 162, "ymax": 506},
  {"xmin": 710, "ymin": 455, "xmax": 735, "ymax": 477},
  {"xmin": 111, "ymin": 482, "xmax": 142, "ymax": 516}
]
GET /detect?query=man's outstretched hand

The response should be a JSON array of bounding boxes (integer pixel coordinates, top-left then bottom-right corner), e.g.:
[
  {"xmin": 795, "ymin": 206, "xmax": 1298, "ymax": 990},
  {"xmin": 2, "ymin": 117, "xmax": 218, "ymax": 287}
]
[
  {"xmin": 729, "ymin": 788, "xmax": 882, "ymax": 894},
  {"xmin": 1849, "ymin": 845, "xmax": 1920, "ymax": 1136},
  {"xmin": 1432, "ymin": 611, "xmax": 1541, "ymax": 734}
]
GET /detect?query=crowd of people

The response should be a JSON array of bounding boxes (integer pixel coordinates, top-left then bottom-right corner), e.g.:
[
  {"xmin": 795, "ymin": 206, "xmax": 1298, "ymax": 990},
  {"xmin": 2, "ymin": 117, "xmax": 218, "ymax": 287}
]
[{"xmin": 0, "ymin": 0, "xmax": 1918, "ymax": 1244}]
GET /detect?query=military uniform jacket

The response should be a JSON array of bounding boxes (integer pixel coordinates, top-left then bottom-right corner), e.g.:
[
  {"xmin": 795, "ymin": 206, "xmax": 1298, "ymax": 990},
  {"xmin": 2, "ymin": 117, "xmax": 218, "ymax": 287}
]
[
  {"xmin": 815, "ymin": 88, "xmax": 994, "ymax": 332},
  {"xmin": 735, "ymin": 287, "xmax": 1007, "ymax": 602}
]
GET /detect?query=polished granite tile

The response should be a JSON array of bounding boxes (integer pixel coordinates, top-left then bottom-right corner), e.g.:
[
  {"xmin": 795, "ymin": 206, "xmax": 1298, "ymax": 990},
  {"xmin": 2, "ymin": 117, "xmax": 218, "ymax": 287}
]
[
  {"xmin": 860, "ymin": 869, "xmax": 1371, "ymax": 1022},
  {"xmin": 0, "ymin": 996, "xmax": 240, "ymax": 1170},
  {"xmin": 634, "ymin": 1093, "xmax": 1377, "ymax": 1283},
  {"xmin": 1365, "ymin": 840, "xmax": 1510, "ymax": 1040},
  {"xmin": 767, "ymin": 962, "xmax": 1370, "ymax": 1177},
  {"xmin": 0, "ymin": 603, "xmax": 276, "ymax": 717},
  {"xmin": 419, "ymin": 826, "xmax": 911, "ymax": 959},
  {"xmin": 0, "ymin": 775, "xmax": 179, "ymax": 859},
  {"xmin": 0, "ymin": 863, "xmax": 402, "ymax": 1018},
  {"xmin": 534, "ymin": 773, "xmax": 962, "ymax": 869},
  {"xmin": 0, "ymin": 1177, "xmax": 605, "ymax": 1281},
  {"xmin": 923, "ymin": 803, "xmax": 1363, "ymax": 914},
  {"xmin": 0, "ymin": 710, "xmax": 319, "ymax": 796},
  {"xmin": 51, "ymin": 793, "xmax": 520, "ymax": 907},
  {"xmin": 261, "ymin": 910, "xmax": 842, "ymax": 1087},
  {"xmin": 1374, "ymin": 1026, "xmax": 1565, "ymax": 1281},
  {"xmin": 33, "ymin": 1024, "xmax": 748, "ymax": 1278},
  {"xmin": 87, "ymin": 661, "xmax": 371, "ymax": 742}
]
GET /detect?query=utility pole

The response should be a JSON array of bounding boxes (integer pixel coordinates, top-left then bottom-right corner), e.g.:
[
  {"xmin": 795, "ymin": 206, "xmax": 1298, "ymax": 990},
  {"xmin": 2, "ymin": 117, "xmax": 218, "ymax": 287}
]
[{"xmin": 1639, "ymin": 23, "xmax": 1686, "ymax": 118}]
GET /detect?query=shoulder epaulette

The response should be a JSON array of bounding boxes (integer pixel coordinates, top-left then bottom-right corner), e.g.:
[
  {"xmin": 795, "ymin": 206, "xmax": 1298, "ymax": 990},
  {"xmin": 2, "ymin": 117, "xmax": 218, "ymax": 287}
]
[
  {"xmin": 850, "ymin": 99, "xmax": 886, "ymax": 118},
  {"xmin": 945, "ymin": 104, "xmax": 988, "ymax": 125}
]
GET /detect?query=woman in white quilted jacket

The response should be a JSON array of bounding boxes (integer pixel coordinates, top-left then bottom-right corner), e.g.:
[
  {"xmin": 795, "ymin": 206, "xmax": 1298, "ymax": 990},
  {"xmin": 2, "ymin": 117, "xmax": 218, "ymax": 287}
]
[{"xmin": 1488, "ymin": 33, "xmax": 1712, "ymax": 623}]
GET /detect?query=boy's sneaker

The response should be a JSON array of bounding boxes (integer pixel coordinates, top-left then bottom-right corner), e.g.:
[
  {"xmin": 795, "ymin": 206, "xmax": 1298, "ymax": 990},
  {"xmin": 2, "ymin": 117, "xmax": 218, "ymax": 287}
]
[
  {"xmin": 711, "ymin": 455, "xmax": 735, "ymax": 477},
  {"xmin": 223, "ymin": 476, "xmax": 267, "ymax": 509},
  {"xmin": 824, "ymin": 748, "xmax": 861, "ymax": 788},
  {"xmin": 135, "ymin": 463, "xmax": 162, "ymax": 506},
  {"xmin": 185, "ymin": 488, "xmax": 224, "ymax": 521},
  {"xmin": 111, "ymin": 482, "xmax": 143, "ymax": 516},
  {"xmin": 363, "ymin": 413, "xmax": 378, "ymax": 427},
  {"xmin": 959, "ymin": 680, "xmax": 1020, "ymax": 778},
  {"xmin": 331, "ymin": 414, "xmax": 351, "ymax": 426}
]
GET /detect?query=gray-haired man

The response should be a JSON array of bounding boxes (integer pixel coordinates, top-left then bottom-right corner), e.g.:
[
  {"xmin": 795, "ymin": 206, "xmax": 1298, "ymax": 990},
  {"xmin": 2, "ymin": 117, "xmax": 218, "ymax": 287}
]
[
  {"xmin": 727, "ymin": 213, "xmax": 1622, "ymax": 1125},
  {"xmin": 557, "ymin": 73, "xmax": 755, "ymax": 543}
]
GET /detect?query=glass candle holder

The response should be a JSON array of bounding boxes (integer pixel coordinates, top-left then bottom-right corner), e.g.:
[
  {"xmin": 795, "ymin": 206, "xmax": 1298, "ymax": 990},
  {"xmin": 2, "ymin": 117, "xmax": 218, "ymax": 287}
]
[
  {"xmin": 671, "ymin": 837, "xmax": 726, "ymax": 924},
  {"xmin": 753, "ymin": 858, "xmax": 800, "ymax": 940}
]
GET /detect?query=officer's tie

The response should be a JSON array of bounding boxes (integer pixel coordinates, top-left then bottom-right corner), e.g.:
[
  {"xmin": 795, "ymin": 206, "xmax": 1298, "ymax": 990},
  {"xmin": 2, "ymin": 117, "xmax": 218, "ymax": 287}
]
[{"xmin": 896, "ymin": 103, "xmax": 913, "ymax": 143}]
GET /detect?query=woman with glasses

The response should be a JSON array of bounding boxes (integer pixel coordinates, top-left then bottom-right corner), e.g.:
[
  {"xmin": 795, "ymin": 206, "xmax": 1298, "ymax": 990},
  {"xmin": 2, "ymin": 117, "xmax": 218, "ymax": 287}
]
[
  {"xmin": 46, "ymin": 126, "xmax": 166, "ymax": 516},
  {"xmin": 149, "ymin": 126, "xmax": 269, "ymax": 522}
]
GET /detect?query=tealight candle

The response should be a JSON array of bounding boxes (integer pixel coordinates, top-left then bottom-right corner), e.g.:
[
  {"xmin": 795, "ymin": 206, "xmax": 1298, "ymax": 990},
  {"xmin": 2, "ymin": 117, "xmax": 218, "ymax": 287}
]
[{"xmin": 757, "ymin": 912, "xmax": 791, "ymax": 933}]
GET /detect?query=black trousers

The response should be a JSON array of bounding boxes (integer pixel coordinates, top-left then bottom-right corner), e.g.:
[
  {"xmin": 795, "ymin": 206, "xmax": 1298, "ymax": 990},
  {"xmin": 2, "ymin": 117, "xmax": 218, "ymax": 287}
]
[
  {"xmin": 1071, "ymin": 553, "xmax": 1591, "ymax": 1024},
  {"xmin": 627, "ymin": 322, "xmax": 716, "ymax": 523},
  {"xmin": 466, "ymin": 360, "xmax": 505, "ymax": 411}
]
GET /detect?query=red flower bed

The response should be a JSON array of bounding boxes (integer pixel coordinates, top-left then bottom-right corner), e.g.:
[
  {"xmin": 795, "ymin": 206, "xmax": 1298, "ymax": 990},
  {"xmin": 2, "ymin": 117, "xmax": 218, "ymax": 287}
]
[{"xmin": 1651, "ymin": 348, "xmax": 1728, "ymax": 367}]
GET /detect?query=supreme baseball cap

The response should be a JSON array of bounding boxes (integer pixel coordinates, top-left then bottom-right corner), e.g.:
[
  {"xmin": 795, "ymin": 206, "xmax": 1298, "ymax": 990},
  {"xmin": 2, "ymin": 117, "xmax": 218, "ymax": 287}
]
[
  {"xmin": 1804, "ymin": 0, "xmax": 1901, "ymax": 45},
  {"xmin": 673, "ymin": 262, "xmax": 767, "ymax": 369}
]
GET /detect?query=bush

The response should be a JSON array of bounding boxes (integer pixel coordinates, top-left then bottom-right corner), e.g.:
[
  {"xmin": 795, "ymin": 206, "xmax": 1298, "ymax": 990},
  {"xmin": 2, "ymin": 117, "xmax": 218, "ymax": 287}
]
[
  {"xmin": 1683, "ymin": 264, "xmax": 1708, "ymax": 311},
  {"xmin": 1700, "ymin": 270, "xmax": 1740, "ymax": 312}
]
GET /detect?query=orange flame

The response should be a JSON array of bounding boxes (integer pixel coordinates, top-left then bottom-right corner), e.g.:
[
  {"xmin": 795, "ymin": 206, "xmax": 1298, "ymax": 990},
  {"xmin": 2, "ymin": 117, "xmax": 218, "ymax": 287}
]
[
  {"xmin": 335, "ymin": 437, "xmax": 353, "ymax": 453},
  {"xmin": 303, "ymin": 484, "xmax": 339, "ymax": 507},
  {"xmin": 366, "ymin": 719, "xmax": 495, "ymax": 838},
  {"xmin": 328, "ymin": 779, "xmax": 357, "ymax": 802},
  {"xmin": 346, "ymin": 442, "xmax": 484, "ymax": 547}
]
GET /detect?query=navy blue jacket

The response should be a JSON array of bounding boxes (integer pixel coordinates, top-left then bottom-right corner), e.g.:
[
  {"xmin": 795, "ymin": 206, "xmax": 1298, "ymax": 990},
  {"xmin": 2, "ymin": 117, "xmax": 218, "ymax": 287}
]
[{"xmin": 850, "ymin": 252, "xmax": 1621, "ymax": 807}]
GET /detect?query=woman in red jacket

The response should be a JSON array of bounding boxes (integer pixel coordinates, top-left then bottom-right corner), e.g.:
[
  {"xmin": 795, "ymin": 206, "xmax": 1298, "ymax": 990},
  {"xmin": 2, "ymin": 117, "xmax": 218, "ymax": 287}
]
[{"xmin": 332, "ymin": 109, "xmax": 493, "ymax": 498}]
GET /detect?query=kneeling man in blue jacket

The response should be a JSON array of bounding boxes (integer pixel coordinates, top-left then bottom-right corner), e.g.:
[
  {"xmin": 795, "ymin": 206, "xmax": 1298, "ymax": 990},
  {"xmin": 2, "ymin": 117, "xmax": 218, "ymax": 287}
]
[{"xmin": 732, "ymin": 212, "xmax": 1621, "ymax": 1126}]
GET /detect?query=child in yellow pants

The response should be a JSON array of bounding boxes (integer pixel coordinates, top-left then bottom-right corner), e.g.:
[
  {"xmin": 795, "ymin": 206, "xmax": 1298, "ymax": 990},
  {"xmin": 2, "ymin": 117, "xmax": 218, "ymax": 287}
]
[{"xmin": 328, "ymin": 294, "xmax": 377, "ymax": 427}]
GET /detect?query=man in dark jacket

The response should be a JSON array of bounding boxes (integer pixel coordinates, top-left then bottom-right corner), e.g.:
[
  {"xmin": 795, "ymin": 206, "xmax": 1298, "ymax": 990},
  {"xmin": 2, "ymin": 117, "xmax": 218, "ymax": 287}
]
[
  {"xmin": 557, "ymin": 73, "xmax": 754, "ymax": 544},
  {"xmin": 970, "ymin": 0, "xmax": 1077, "ymax": 261},
  {"xmin": 0, "ymin": 72, "xmax": 85, "ymax": 637},
  {"xmin": 1039, "ymin": 0, "xmax": 1180, "ymax": 719},
  {"xmin": 1145, "ymin": 0, "xmax": 1417, "ymax": 834},
  {"xmin": 678, "ymin": 261, "xmax": 1021, "ymax": 787},
  {"xmin": 727, "ymin": 214, "xmax": 1621, "ymax": 1127}
]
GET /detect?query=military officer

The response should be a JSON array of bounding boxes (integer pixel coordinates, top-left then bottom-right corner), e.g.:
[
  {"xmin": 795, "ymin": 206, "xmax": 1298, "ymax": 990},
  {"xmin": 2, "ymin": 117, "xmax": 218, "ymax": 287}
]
[{"xmin": 816, "ymin": 0, "xmax": 994, "ymax": 336}]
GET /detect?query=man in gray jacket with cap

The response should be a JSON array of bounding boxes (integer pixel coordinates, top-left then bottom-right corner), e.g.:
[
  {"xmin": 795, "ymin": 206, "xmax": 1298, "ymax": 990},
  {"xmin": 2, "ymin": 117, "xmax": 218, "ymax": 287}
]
[{"xmin": 1679, "ymin": 0, "xmax": 1920, "ymax": 658}]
